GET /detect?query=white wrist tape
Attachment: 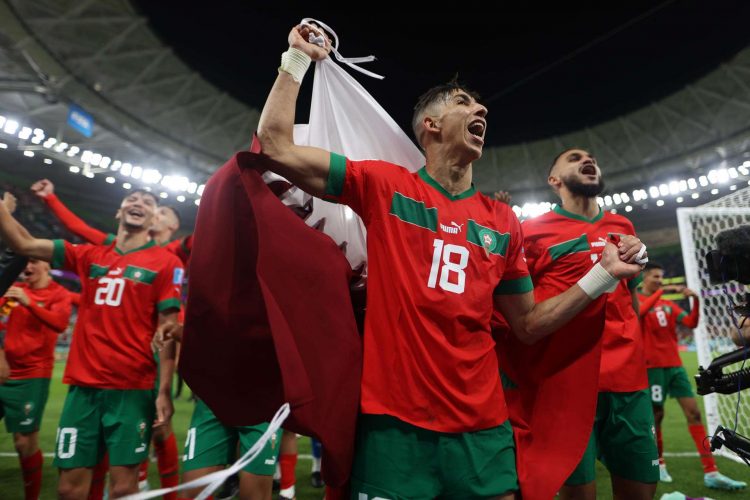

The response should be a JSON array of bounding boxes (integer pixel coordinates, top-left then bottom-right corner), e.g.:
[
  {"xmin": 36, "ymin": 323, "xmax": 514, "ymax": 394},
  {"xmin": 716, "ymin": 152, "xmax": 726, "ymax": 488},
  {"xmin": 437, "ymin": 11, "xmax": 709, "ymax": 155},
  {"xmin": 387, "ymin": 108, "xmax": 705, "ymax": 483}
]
[
  {"xmin": 279, "ymin": 47, "xmax": 311, "ymax": 83},
  {"xmin": 578, "ymin": 263, "xmax": 619, "ymax": 299},
  {"xmin": 635, "ymin": 243, "xmax": 648, "ymax": 265}
]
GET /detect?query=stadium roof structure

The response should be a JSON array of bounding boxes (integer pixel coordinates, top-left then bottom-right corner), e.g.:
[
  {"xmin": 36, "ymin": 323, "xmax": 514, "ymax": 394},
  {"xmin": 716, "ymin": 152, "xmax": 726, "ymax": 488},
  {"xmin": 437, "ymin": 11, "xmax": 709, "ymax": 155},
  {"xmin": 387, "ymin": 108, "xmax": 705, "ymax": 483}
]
[{"xmin": 0, "ymin": 0, "xmax": 749, "ymax": 234}]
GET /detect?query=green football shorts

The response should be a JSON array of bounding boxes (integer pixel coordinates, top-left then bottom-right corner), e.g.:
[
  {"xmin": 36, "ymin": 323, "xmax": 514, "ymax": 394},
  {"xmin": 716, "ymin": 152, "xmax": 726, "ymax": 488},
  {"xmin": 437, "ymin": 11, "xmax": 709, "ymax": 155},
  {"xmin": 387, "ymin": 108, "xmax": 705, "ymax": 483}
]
[
  {"xmin": 648, "ymin": 366, "xmax": 695, "ymax": 406},
  {"xmin": 0, "ymin": 378, "xmax": 50, "ymax": 434},
  {"xmin": 350, "ymin": 414, "xmax": 518, "ymax": 499},
  {"xmin": 181, "ymin": 399, "xmax": 279, "ymax": 476},
  {"xmin": 566, "ymin": 390, "xmax": 659, "ymax": 485},
  {"xmin": 53, "ymin": 385, "xmax": 155, "ymax": 468}
]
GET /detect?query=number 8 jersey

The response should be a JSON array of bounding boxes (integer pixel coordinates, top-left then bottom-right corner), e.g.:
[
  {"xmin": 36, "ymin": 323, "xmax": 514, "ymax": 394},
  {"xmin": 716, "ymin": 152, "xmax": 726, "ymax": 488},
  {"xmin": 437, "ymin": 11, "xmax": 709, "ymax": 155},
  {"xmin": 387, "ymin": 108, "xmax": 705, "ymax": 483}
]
[
  {"xmin": 51, "ymin": 239, "xmax": 183, "ymax": 390},
  {"xmin": 324, "ymin": 154, "xmax": 531, "ymax": 433}
]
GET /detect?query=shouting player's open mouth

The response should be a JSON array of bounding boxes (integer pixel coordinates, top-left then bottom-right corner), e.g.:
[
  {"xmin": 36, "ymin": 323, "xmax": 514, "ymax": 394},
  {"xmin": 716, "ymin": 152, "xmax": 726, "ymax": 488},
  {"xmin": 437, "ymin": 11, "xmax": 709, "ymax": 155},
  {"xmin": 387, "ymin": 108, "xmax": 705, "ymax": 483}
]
[
  {"xmin": 468, "ymin": 119, "xmax": 486, "ymax": 145},
  {"xmin": 580, "ymin": 163, "xmax": 597, "ymax": 179}
]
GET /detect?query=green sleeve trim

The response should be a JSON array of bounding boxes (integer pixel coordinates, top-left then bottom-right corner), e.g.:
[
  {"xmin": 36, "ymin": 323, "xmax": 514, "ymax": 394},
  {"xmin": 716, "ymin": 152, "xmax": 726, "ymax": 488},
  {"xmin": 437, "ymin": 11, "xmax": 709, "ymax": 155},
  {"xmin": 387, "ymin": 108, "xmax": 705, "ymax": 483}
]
[
  {"xmin": 676, "ymin": 311, "xmax": 688, "ymax": 323},
  {"xmin": 51, "ymin": 240, "xmax": 66, "ymax": 269},
  {"xmin": 628, "ymin": 272, "xmax": 643, "ymax": 290},
  {"xmin": 494, "ymin": 275, "xmax": 534, "ymax": 295},
  {"xmin": 157, "ymin": 298, "xmax": 181, "ymax": 312},
  {"xmin": 324, "ymin": 152, "xmax": 347, "ymax": 198},
  {"xmin": 103, "ymin": 233, "xmax": 116, "ymax": 245}
]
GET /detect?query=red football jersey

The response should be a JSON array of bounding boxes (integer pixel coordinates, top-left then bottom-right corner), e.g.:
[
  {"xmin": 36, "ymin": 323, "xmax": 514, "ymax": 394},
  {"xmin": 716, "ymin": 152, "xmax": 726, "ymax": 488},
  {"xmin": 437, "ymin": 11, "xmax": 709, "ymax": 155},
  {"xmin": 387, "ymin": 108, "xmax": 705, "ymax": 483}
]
[
  {"xmin": 1, "ymin": 281, "xmax": 72, "ymax": 379},
  {"xmin": 640, "ymin": 293, "xmax": 698, "ymax": 368},
  {"xmin": 525, "ymin": 205, "xmax": 645, "ymax": 392},
  {"xmin": 52, "ymin": 239, "xmax": 183, "ymax": 389},
  {"xmin": 324, "ymin": 154, "xmax": 531, "ymax": 433}
]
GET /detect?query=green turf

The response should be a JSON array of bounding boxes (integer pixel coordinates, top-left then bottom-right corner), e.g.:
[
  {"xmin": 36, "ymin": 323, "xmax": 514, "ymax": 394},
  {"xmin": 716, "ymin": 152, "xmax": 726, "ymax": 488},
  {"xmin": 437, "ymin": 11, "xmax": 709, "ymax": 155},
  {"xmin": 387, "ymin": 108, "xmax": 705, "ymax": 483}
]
[{"xmin": 0, "ymin": 352, "xmax": 747, "ymax": 499}]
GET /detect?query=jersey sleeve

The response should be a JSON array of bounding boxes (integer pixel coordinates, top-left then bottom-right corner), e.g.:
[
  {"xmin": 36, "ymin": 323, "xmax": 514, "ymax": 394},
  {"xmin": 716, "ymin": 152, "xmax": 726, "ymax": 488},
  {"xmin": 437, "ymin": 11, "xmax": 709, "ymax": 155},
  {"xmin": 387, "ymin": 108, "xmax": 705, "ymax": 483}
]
[
  {"xmin": 153, "ymin": 254, "xmax": 183, "ymax": 313},
  {"xmin": 164, "ymin": 236, "xmax": 192, "ymax": 266},
  {"xmin": 675, "ymin": 299, "xmax": 700, "ymax": 328},
  {"xmin": 638, "ymin": 289, "xmax": 663, "ymax": 317},
  {"xmin": 27, "ymin": 288, "xmax": 72, "ymax": 333},
  {"xmin": 44, "ymin": 194, "xmax": 111, "ymax": 245},
  {"xmin": 50, "ymin": 239, "xmax": 93, "ymax": 277},
  {"xmin": 494, "ymin": 210, "xmax": 533, "ymax": 295},
  {"xmin": 321, "ymin": 152, "xmax": 398, "ymax": 224}
]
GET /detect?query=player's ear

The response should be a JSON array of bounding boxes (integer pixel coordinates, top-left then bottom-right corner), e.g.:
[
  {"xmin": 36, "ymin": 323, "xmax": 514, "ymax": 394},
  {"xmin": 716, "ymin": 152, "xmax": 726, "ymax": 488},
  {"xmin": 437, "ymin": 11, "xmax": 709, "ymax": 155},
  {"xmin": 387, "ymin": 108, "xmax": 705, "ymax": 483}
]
[
  {"xmin": 115, "ymin": 208, "xmax": 122, "ymax": 220},
  {"xmin": 548, "ymin": 174, "xmax": 561, "ymax": 191}
]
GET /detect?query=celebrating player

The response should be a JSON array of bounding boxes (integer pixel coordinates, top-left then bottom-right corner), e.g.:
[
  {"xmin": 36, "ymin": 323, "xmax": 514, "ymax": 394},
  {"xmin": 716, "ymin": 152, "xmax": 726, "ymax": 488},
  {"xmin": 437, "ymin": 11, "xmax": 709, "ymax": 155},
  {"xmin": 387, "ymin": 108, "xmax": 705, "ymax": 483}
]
[
  {"xmin": 0, "ymin": 188, "xmax": 182, "ymax": 498},
  {"xmin": 254, "ymin": 24, "xmax": 645, "ymax": 498},
  {"xmin": 640, "ymin": 262, "xmax": 746, "ymax": 490}
]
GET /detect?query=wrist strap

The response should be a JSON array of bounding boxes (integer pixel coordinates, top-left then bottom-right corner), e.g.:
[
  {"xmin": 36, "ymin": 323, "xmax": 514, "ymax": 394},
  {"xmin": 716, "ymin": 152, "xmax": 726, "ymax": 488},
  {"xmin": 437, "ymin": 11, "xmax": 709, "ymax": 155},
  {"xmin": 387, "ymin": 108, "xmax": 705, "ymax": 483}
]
[
  {"xmin": 279, "ymin": 47, "xmax": 311, "ymax": 83},
  {"xmin": 578, "ymin": 263, "xmax": 619, "ymax": 299}
]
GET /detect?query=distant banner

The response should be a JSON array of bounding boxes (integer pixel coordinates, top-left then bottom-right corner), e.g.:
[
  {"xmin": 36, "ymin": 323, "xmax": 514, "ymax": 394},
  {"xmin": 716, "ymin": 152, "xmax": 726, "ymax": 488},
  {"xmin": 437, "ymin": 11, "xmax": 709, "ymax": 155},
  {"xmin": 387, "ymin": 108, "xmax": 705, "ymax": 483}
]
[{"xmin": 67, "ymin": 105, "xmax": 93, "ymax": 137}]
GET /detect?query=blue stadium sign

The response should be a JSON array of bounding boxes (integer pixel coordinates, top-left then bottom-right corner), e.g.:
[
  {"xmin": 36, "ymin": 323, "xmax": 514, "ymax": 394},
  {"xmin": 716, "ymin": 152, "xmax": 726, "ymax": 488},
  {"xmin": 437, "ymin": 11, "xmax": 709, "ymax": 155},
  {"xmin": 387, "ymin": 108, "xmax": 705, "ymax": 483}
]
[{"xmin": 67, "ymin": 105, "xmax": 94, "ymax": 137}]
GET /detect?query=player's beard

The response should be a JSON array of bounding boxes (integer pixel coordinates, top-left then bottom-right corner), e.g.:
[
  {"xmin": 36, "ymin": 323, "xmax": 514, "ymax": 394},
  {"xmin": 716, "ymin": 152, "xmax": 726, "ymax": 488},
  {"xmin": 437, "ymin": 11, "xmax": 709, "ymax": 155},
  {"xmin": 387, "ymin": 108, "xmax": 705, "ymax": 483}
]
[{"xmin": 562, "ymin": 174, "xmax": 605, "ymax": 198}]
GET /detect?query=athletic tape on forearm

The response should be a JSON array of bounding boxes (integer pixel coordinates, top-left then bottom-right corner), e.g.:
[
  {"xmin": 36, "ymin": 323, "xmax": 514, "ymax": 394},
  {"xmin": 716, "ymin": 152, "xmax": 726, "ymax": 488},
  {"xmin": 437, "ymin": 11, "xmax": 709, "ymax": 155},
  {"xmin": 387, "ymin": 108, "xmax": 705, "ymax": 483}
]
[
  {"xmin": 279, "ymin": 47, "xmax": 311, "ymax": 83},
  {"xmin": 577, "ymin": 263, "xmax": 619, "ymax": 299},
  {"xmin": 635, "ymin": 243, "xmax": 648, "ymax": 265}
]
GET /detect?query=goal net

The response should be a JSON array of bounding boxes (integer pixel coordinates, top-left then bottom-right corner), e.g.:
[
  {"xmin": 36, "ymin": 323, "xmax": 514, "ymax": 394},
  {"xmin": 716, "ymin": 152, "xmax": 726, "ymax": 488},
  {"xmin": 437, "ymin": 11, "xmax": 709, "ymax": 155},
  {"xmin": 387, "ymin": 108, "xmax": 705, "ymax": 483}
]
[{"xmin": 677, "ymin": 186, "xmax": 750, "ymax": 463}]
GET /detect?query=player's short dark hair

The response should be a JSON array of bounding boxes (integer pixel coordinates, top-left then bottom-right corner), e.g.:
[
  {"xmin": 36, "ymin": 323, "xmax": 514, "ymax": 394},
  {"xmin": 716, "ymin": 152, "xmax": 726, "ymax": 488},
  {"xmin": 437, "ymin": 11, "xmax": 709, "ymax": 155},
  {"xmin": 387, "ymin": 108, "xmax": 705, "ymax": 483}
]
[
  {"xmin": 549, "ymin": 148, "xmax": 577, "ymax": 176},
  {"xmin": 412, "ymin": 76, "xmax": 480, "ymax": 148},
  {"xmin": 161, "ymin": 204, "xmax": 182, "ymax": 226},
  {"xmin": 644, "ymin": 262, "xmax": 664, "ymax": 272},
  {"xmin": 125, "ymin": 188, "xmax": 159, "ymax": 206}
]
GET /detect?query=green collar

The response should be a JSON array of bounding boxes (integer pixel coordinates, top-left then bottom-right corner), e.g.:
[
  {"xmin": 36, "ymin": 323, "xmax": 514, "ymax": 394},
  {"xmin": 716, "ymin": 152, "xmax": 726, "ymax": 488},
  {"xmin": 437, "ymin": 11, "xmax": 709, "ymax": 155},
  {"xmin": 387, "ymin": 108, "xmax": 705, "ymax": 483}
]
[
  {"xmin": 553, "ymin": 204, "xmax": 604, "ymax": 223},
  {"xmin": 418, "ymin": 167, "xmax": 476, "ymax": 201},
  {"xmin": 115, "ymin": 239, "xmax": 156, "ymax": 255}
]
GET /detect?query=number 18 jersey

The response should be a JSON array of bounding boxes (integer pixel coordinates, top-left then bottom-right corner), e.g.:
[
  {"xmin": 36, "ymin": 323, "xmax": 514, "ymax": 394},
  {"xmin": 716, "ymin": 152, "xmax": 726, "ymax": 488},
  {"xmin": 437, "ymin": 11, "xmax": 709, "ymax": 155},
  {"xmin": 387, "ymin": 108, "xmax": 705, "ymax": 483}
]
[{"xmin": 324, "ymin": 154, "xmax": 531, "ymax": 433}]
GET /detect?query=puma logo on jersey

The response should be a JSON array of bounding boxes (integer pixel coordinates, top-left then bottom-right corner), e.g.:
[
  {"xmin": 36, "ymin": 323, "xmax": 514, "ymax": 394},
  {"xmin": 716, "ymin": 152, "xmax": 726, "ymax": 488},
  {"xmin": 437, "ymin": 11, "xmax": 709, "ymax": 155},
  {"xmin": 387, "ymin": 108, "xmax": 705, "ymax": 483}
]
[
  {"xmin": 591, "ymin": 237, "xmax": 607, "ymax": 248},
  {"xmin": 440, "ymin": 221, "xmax": 464, "ymax": 234},
  {"xmin": 109, "ymin": 267, "xmax": 123, "ymax": 276}
]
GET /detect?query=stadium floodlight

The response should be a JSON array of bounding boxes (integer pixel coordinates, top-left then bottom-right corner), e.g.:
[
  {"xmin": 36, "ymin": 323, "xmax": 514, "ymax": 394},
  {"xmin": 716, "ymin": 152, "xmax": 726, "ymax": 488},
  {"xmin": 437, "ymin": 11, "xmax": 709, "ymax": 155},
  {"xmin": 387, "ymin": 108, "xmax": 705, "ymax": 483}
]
[
  {"xmin": 717, "ymin": 169, "xmax": 729, "ymax": 183},
  {"xmin": 80, "ymin": 150, "xmax": 93, "ymax": 163},
  {"xmin": 120, "ymin": 163, "xmax": 132, "ymax": 176},
  {"xmin": 160, "ymin": 175, "xmax": 189, "ymax": 192},
  {"xmin": 197, "ymin": 184, "xmax": 205, "ymax": 196},
  {"xmin": 596, "ymin": 197, "xmax": 604, "ymax": 207},
  {"xmin": 728, "ymin": 167, "xmax": 739, "ymax": 179},
  {"xmin": 195, "ymin": 199, "xmax": 200, "ymax": 206},
  {"xmin": 604, "ymin": 195, "xmax": 613, "ymax": 206},
  {"xmin": 159, "ymin": 192, "xmax": 168, "ymax": 199},
  {"xmin": 105, "ymin": 176, "xmax": 115, "ymax": 184},
  {"xmin": 707, "ymin": 170, "xmax": 719, "ymax": 184},
  {"xmin": 30, "ymin": 136, "xmax": 43, "ymax": 145},
  {"xmin": 131, "ymin": 166, "xmax": 143, "ymax": 179},
  {"xmin": 33, "ymin": 128, "xmax": 43, "ymax": 138},
  {"xmin": 18, "ymin": 127, "xmax": 32, "ymax": 140},
  {"xmin": 54, "ymin": 142, "xmax": 68, "ymax": 152},
  {"xmin": 0, "ymin": 143, "xmax": 7, "ymax": 149},
  {"xmin": 692, "ymin": 192, "xmax": 700, "ymax": 199},
  {"xmin": 123, "ymin": 182, "xmax": 131, "ymax": 189},
  {"xmin": 187, "ymin": 182, "xmax": 197, "ymax": 194},
  {"xmin": 625, "ymin": 205, "xmax": 633, "ymax": 212},
  {"xmin": 620, "ymin": 192, "xmax": 630, "ymax": 203},
  {"xmin": 659, "ymin": 184, "xmax": 669, "ymax": 196},
  {"xmin": 43, "ymin": 138, "xmax": 56, "ymax": 148},
  {"xmin": 656, "ymin": 200, "xmax": 665, "ymax": 207},
  {"xmin": 649, "ymin": 186, "xmax": 660, "ymax": 198},
  {"xmin": 687, "ymin": 178, "xmax": 698, "ymax": 189},
  {"xmin": 142, "ymin": 169, "xmax": 162, "ymax": 184},
  {"xmin": 66, "ymin": 146, "xmax": 80, "ymax": 157},
  {"xmin": 110, "ymin": 160, "xmax": 121, "ymax": 171},
  {"xmin": 739, "ymin": 165, "xmax": 749, "ymax": 176},
  {"xmin": 699, "ymin": 175, "xmax": 709, "ymax": 186},
  {"xmin": 3, "ymin": 119, "xmax": 19, "ymax": 135},
  {"xmin": 668, "ymin": 181, "xmax": 680, "ymax": 195},
  {"xmin": 23, "ymin": 150, "xmax": 34, "ymax": 157},
  {"xmin": 84, "ymin": 172, "xmax": 94, "ymax": 179},
  {"xmin": 99, "ymin": 156, "xmax": 111, "ymax": 168},
  {"xmin": 711, "ymin": 188, "xmax": 719, "ymax": 195},
  {"xmin": 729, "ymin": 184, "xmax": 737, "ymax": 191},
  {"xmin": 69, "ymin": 166, "xmax": 80, "ymax": 173},
  {"xmin": 91, "ymin": 153, "xmax": 102, "ymax": 166},
  {"xmin": 177, "ymin": 195, "xmax": 186, "ymax": 203},
  {"xmin": 676, "ymin": 196, "xmax": 684, "ymax": 203},
  {"xmin": 43, "ymin": 158, "xmax": 52, "ymax": 165},
  {"xmin": 613, "ymin": 193, "xmax": 621, "ymax": 205}
]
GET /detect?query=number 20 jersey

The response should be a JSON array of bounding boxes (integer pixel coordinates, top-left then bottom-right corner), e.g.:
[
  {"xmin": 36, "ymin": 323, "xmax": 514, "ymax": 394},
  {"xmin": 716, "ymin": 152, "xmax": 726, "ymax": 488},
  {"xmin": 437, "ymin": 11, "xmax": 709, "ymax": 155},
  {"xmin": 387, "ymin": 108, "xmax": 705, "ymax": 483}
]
[
  {"xmin": 324, "ymin": 154, "xmax": 531, "ymax": 433},
  {"xmin": 52, "ymin": 239, "xmax": 183, "ymax": 390}
]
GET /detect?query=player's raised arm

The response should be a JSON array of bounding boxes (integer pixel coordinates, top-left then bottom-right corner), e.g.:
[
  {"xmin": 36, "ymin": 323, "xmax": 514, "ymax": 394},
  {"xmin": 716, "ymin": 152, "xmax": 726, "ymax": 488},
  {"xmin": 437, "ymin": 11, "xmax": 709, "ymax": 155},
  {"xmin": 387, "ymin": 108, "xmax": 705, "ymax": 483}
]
[
  {"xmin": 0, "ymin": 194, "xmax": 53, "ymax": 262},
  {"xmin": 256, "ymin": 24, "xmax": 334, "ymax": 198},
  {"xmin": 498, "ymin": 236, "xmax": 645, "ymax": 344}
]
